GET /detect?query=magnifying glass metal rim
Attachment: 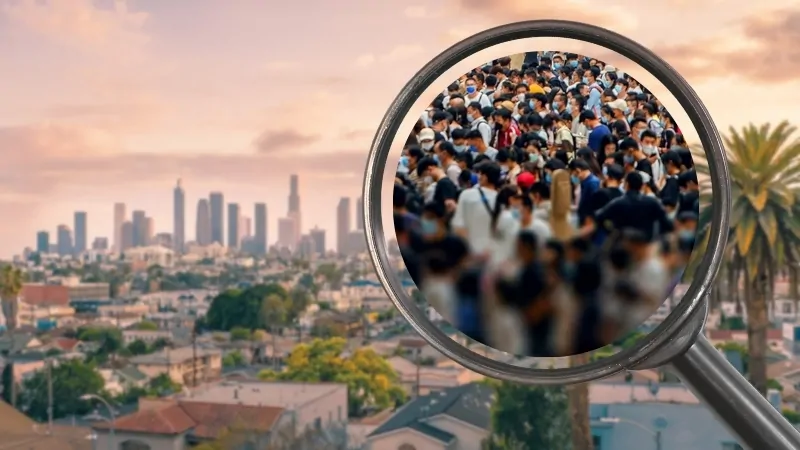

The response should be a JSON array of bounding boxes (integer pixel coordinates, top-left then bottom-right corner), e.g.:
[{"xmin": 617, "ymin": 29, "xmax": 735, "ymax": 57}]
[{"xmin": 362, "ymin": 19, "xmax": 730, "ymax": 384}]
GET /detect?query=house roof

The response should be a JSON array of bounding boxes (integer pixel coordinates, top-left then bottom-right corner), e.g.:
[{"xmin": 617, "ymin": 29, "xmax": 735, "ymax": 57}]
[
  {"xmin": 115, "ymin": 366, "xmax": 149, "ymax": 382},
  {"xmin": 52, "ymin": 338, "xmax": 80, "ymax": 352},
  {"xmin": 0, "ymin": 401, "xmax": 92, "ymax": 450},
  {"xmin": 93, "ymin": 400, "xmax": 284, "ymax": 438},
  {"xmin": 369, "ymin": 383, "xmax": 493, "ymax": 442}
]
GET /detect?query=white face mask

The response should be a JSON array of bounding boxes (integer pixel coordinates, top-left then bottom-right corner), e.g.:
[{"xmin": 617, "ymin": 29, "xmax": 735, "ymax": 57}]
[{"xmin": 421, "ymin": 141, "xmax": 434, "ymax": 151}]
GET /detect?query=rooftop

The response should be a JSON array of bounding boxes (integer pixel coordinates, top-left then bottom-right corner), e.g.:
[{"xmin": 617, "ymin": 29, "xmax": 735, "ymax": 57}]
[
  {"xmin": 129, "ymin": 346, "xmax": 221, "ymax": 365},
  {"xmin": 182, "ymin": 380, "xmax": 346, "ymax": 409},
  {"xmin": 589, "ymin": 381, "xmax": 699, "ymax": 404}
]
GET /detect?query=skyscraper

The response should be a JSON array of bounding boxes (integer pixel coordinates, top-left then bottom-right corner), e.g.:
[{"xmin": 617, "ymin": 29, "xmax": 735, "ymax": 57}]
[
  {"xmin": 173, "ymin": 179, "xmax": 185, "ymax": 254},
  {"xmin": 309, "ymin": 227, "xmax": 326, "ymax": 256},
  {"xmin": 227, "ymin": 203, "xmax": 240, "ymax": 249},
  {"xmin": 336, "ymin": 197, "xmax": 351, "ymax": 255},
  {"xmin": 254, "ymin": 203, "xmax": 267, "ymax": 254},
  {"xmin": 74, "ymin": 211, "xmax": 87, "ymax": 254},
  {"xmin": 196, "ymin": 199, "xmax": 212, "ymax": 245},
  {"xmin": 240, "ymin": 216, "xmax": 251, "ymax": 240},
  {"xmin": 209, "ymin": 192, "xmax": 224, "ymax": 245},
  {"xmin": 121, "ymin": 221, "xmax": 134, "ymax": 251},
  {"xmin": 355, "ymin": 196, "xmax": 364, "ymax": 231},
  {"xmin": 145, "ymin": 217, "xmax": 155, "ymax": 245},
  {"xmin": 132, "ymin": 210, "xmax": 146, "ymax": 247},
  {"xmin": 36, "ymin": 231, "xmax": 49, "ymax": 254},
  {"xmin": 56, "ymin": 225, "xmax": 73, "ymax": 256},
  {"xmin": 277, "ymin": 217, "xmax": 296, "ymax": 250},
  {"xmin": 288, "ymin": 174, "xmax": 301, "ymax": 244},
  {"xmin": 113, "ymin": 203, "xmax": 126, "ymax": 252}
]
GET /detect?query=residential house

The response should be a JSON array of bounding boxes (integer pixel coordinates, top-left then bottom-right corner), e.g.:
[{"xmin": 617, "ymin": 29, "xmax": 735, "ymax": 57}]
[
  {"xmin": 313, "ymin": 310, "xmax": 363, "ymax": 337},
  {"xmin": 706, "ymin": 328, "xmax": 783, "ymax": 352},
  {"xmin": 0, "ymin": 333, "xmax": 43, "ymax": 356},
  {"xmin": 130, "ymin": 346, "xmax": 222, "ymax": 386},
  {"xmin": 0, "ymin": 400, "xmax": 92, "ymax": 450},
  {"xmin": 387, "ymin": 356, "xmax": 483, "ymax": 396},
  {"xmin": 92, "ymin": 397, "xmax": 287, "ymax": 450},
  {"xmin": 366, "ymin": 383, "xmax": 493, "ymax": 450},
  {"xmin": 45, "ymin": 337, "xmax": 95, "ymax": 355},
  {"xmin": 122, "ymin": 329, "xmax": 173, "ymax": 345},
  {"xmin": 181, "ymin": 380, "xmax": 348, "ymax": 432},
  {"xmin": 99, "ymin": 366, "xmax": 150, "ymax": 395}
]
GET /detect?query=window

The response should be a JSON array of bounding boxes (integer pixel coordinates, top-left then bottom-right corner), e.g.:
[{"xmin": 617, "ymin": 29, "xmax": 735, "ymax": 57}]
[
  {"xmin": 722, "ymin": 443, "xmax": 743, "ymax": 450},
  {"xmin": 119, "ymin": 440, "xmax": 151, "ymax": 450}
]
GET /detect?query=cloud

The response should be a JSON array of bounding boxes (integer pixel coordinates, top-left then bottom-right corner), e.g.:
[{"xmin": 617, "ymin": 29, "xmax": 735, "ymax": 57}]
[
  {"xmin": 1, "ymin": 0, "xmax": 150, "ymax": 59},
  {"xmin": 404, "ymin": 5, "xmax": 435, "ymax": 18},
  {"xmin": 355, "ymin": 44, "xmax": 426, "ymax": 68},
  {"xmin": 651, "ymin": 8, "xmax": 800, "ymax": 83},
  {"xmin": 340, "ymin": 128, "xmax": 376, "ymax": 142},
  {"xmin": 253, "ymin": 129, "xmax": 322, "ymax": 153}
]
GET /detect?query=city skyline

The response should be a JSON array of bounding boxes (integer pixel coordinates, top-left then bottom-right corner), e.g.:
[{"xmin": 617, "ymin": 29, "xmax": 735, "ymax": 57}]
[{"xmin": 1, "ymin": 0, "xmax": 798, "ymax": 258}]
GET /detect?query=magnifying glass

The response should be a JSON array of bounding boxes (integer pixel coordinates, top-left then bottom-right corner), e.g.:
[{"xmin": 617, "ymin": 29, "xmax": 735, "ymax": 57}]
[{"xmin": 362, "ymin": 20, "xmax": 800, "ymax": 450}]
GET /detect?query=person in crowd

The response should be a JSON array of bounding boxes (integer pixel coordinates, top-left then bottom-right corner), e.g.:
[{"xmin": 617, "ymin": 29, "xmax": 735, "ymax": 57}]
[{"xmin": 394, "ymin": 51, "xmax": 699, "ymax": 357}]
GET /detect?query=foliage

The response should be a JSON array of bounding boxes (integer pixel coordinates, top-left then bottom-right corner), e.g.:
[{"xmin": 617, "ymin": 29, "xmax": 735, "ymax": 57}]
[
  {"xmin": 715, "ymin": 342, "xmax": 749, "ymax": 375},
  {"xmin": 148, "ymin": 373, "xmax": 182, "ymax": 395},
  {"xmin": 768, "ymin": 378, "xmax": 784, "ymax": 392},
  {"xmin": 135, "ymin": 320, "xmax": 158, "ymax": 331},
  {"xmin": 223, "ymin": 350, "xmax": 247, "ymax": 367},
  {"xmin": 0, "ymin": 264, "xmax": 24, "ymax": 330},
  {"xmin": 719, "ymin": 316, "xmax": 747, "ymax": 331},
  {"xmin": 613, "ymin": 330, "xmax": 647, "ymax": 349},
  {"xmin": 78, "ymin": 326, "xmax": 123, "ymax": 361},
  {"xmin": 695, "ymin": 121, "xmax": 800, "ymax": 396},
  {"xmin": 127, "ymin": 339, "xmax": 149, "ymax": 355},
  {"xmin": 205, "ymin": 284, "xmax": 289, "ymax": 331},
  {"xmin": 310, "ymin": 323, "xmax": 348, "ymax": 338},
  {"xmin": 257, "ymin": 337, "xmax": 406, "ymax": 417},
  {"xmin": 20, "ymin": 359, "xmax": 105, "ymax": 421},
  {"xmin": 230, "ymin": 326, "xmax": 252, "ymax": 341},
  {"xmin": 783, "ymin": 409, "xmax": 800, "ymax": 424},
  {"xmin": 484, "ymin": 380, "xmax": 572, "ymax": 450}
]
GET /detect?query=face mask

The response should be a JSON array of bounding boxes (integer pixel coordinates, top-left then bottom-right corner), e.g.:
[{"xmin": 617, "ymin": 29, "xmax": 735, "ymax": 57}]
[
  {"xmin": 545, "ymin": 173, "xmax": 552, "ymax": 183},
  {"xmin": 566, "ymin": 104, "xmax": 573, "ymax": 114},
  {"xmin": 537, "ymin": 130, "xmax": 547, "ymax": 141},
  {"xmin": 466, "ymin": 113, "xmax": 474, "ymax": 123},
  {"xmin": 453, "ymin": 144, "xmax": 466, "ymax": 152},
  {"xmin": 466, "ymin": 85, "xmax": 476, "ymax": 94},
  {"xmin": 469, "ymin": 145, "xmax": 477, "ymax": 152},
  {"xmin": 421, "ymin": 218, "xmax": 439, "ymax": 236},
  {"xmin": 613, "ymin": 86, "xmax": 621, "ymax": 96},
  {"xmin": 421, "ymin": 141, "xmax": 434, "ymax": 151},
  {"xmin": 570, "ymin": 60, "xmax": 579, "ymax": 68},
  {"xmin": 517, "ymin": 94, "xmax": 526, "ymax": 103},
  {"xmin": 433, "ymin": 154, "xmax": 440, "ymax": 163},
  {"xmin": 623, "ymin": 155, "xmax": 635, "ymax": 165},
  {"xmin": 570, "ymin": 175, "xmax": 580, "ymax": 184},
  {"xmin": 643, "ymin": 145, "xmax": 656, "ymax": 155},
  {"xmin": 552, "ymin": 101, "xmax": 559, "ymax": 110},
  {"xmin": 553, "ymin": 63, "xmax": 562, "ymax": 70},
  {"xmin": 512, "ymin": 113, "xmax": 521, "ymax": 121},
  {"xmin": 679, "ymin": 229, "xmax": 695, "ymax": 240},
  {"xmin": 529, "ymin": 153, "xmax": 539, "ymax": 163},
  {"xmin": 510, "ymin": 208, "xmax": 521, "ymax": 220},
  {"xmin": 424, "ymin": 175, "xmax": 433, "ymax": 184},
  {"xmin": 529, "ymin": 100, "xmax": 536, "ymax": 110},
  {"xmin": 582, "ymin": 77, "xmax": 589, "ymax": 84},
  {"xmin": 602, "ymin": 165, "xmax": 608, "ymax": 177}
]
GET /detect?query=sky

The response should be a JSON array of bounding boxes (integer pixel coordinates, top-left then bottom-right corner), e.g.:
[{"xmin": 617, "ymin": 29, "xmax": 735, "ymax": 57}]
[{"xmin": 1, "ymin": 0, "xmax": 799, "ymax": 257}]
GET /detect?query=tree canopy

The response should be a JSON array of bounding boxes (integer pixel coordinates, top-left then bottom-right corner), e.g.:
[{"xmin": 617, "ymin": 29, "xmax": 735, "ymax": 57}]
[
  {"xmin": 206, "ymin": 283, "xmax": 312, "ymax": 331},
  {"xmin": 20, "ymin": 359, "xmax": 105, "ymax": 421},
  {"xmin": 258, "ymin": 337, "xmax": 406, "ymax": 417}
]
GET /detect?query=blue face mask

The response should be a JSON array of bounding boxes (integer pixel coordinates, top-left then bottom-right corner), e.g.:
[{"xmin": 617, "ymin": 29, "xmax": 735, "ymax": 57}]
[
  {"xmin": 566, "ymin": 104, "xmax": 573, "ymax": 114},
  {"xmin": 613, "ymin": 85, "xmax": 621, "ymax": 96},
  {"xmin": 679, "ymin": 229, "xmax": 695, "ymax": 240},
  {"xmin": 510, "ymin": 208, "xmax": 520, "ymax": 220},
  {"xmin": 602, "ymin": 165, "xmax": 608, "ymax": 176},
  {"xmin": 466, "ymin": 85, "xmax": 476, "ymax": 94},
  {"xmin": 529, "ymin": 100, "xmax": 536, "ymax": 110},
  {"xmin": 466, "ymin": 113, "xmax": 474, "ymax": 123},
  {"xmin": 569, "ymin": 60, "xmax": 579, "ymax": 68},
  {"xmin": 571, "ymin": 175, "xmax": 580, "ymax": 184},
  {"xmin": 433, "ymin": 154, "xmax": 440, "ymax": 163},
  {"xmin": 453, "ymin": 144, "xmax": 466, "ymax": 152},
  {"xmin": 553, "ymin": 63, "xmax": 562, "ymax": 70},
  {"xmin": 624, "ymin": 155, "xmax": 635, "ymax": 165},
  {"xmin": 421, "ymin": 218, "xmax": 438, "ymax": 236},
  {"xmin": 545, "ymin": 173, "xmax": 552, "ymax": 183},
  {"xmin": 469, "ymin": 145, "xmax": 477, "ymax": 152},
  {"xmin": 529, "ymin": 153, "xmax": 539, "ymax": 163},
  {"xmin": 582, "ymin": 77, "xmax": 589, "ymax": 84}
]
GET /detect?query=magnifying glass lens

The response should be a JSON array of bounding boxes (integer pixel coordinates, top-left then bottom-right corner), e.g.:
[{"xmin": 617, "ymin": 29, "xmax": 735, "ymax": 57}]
[{"xmin": 393, "ymin": 50, "xmax": 699, "ymax": 358}]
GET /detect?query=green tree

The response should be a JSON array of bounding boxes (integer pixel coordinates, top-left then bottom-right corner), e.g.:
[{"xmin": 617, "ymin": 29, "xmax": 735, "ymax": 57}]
[
  {"xmin": 127, "ymin": 339, "xmax": 149, "ymax": 355},
  {"xmin": 222, "ymin": 350, "xmax": 247, "ymax": 368},
  {"xmin": 148, "ymin": 373, "xmax": 182, "ymax": 395},
  {"xmin": 1, "ymin": 363, "xmax": 12, "ymax": 403},
  {"xmin": 0, "ymin": 264, "xmax": 24, "ymax": 331},
  {"xmin": 78, "ymin": 326, "xmax": 123, "ymax": 358},
  {"xmin": 136, "ymin": 320, "xmax": 158, "ymax": 331},
  {"xmin": 696, "ymin": 121, "xmax": 800, "ymax": 396},
  {"xmin": 20, "ymin": 359, "xmax": 105, "ymax": 421},
  {"xmin": 230, "ymin": 326, "xmax": 252, "ymax": 341},
  {"xmin": 258, "ymin": 337, "xmax": 406, "ymax": 417},
  {"xmin": 484, "ymin": 381, "xmax": 572, "ymax": 450},
  {"xmin": 205, "ymin": 284, "xmax": 288, "ymax": 330}
]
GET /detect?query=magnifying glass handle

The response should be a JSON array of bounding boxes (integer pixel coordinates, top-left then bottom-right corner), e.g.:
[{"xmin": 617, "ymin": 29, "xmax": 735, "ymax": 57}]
[{"xmin": 670, "ymin": 335, "xmax": 800, "ymax": 450}]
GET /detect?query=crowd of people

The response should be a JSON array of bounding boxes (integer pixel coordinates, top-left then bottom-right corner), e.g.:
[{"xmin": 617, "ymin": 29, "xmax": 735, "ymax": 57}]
[{"xmin": 393, "ymin": 52, "xmax": 700, "ymax": 357}]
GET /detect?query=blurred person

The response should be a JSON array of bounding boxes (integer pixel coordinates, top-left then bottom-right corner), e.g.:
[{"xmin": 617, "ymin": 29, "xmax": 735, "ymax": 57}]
[
  {"xmin": 438, "ymin": 141, "xmax": 462, "ymax": 184},
  {"xmin": 451, "ymin": 162, "xmax": 503, "ymax": 255},
  {"xmin": 416, "ymin": 157, "xmax": 459, "ymax": 211},
  {"xmin": 467, "ymin": 129, "xmax": 499, "ymax": 160}
]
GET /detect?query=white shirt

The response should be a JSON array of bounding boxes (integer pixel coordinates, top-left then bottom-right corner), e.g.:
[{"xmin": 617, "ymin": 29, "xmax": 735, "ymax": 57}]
[
  {"xmin": 451, "ymin": 186, "xmax": 497, "ymax": 255},
  {"xmin": 522, "ymin": 217, "xmax": 553, "ymax": 245},
  {"xmin": 489, "ymin": 210, "xmax": 520, "ymax": 267}
]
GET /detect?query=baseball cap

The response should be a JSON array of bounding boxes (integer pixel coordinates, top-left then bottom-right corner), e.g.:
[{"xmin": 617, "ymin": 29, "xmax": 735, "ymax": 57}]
[
  {"xmin": 418, "ymin": 128, "xmax": 435, "ymax": 142},
  {"xmin": 517, "ymin": 172, "xmax": 536, "ymax": 189},
  {"xmin": 606, "ymin": 99, "xmax": 627, "ymax": 111}
]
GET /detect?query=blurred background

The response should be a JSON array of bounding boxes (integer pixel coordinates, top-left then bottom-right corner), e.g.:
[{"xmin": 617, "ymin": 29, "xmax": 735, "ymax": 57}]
[{"xmin": 0, "ymin": 1, "xmax": 796, "ymax": 449}]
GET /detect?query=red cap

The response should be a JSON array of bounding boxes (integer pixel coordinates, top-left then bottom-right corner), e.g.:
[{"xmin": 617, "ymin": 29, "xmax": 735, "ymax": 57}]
[{"xmin": 517, "ymin": 171, "xmax": 535, "ymax": 188}]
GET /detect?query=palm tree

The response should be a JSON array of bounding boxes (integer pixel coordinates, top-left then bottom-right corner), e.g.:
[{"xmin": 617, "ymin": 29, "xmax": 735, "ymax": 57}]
[
  {"xmin": 695, "ymin": 121, "xmax": 800, "ymax": 396},
  {"xmin": 0, "ymin": 264, "xmax": 24, "ymax": 331}
]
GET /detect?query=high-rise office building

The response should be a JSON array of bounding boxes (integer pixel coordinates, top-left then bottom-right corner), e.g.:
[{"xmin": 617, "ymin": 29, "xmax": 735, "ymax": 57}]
[
  {"xmin": 74, "ymin": 211, "xmax": 87, "ymax": 254},
  {"xmin": 56, "ymin": 225, "xmax": 73, "ymax": 256},
  {"xmin": 227, "ymin": 203, "xmax": 240, "ymax": 249},
  {"xmin": 196, "ymin": 199, "xmax": 212, "ymax": 246},
  {"xmin": 92, "ymin": 237, "xmax": 109, "ymax": 251},
  {"xmin": 254, "ymin": 203, "xmax": 267, "ymax": 254},
  {"xmin": 36, "ymin": 231, "xmax": 49, "ymax": 254},
  {"xmin": 239, "ymin": 216, "xmax": 251, "ymax": 240},
  {"xmin": 145, "ymin": 217, "xmax": 155, "ymax": 245},
  {"xmin": 132, "ymin": 210, "xmax": 146, "ymax": 247},
  {"xmin": 277, "ymin": 217, "xmax": 296, "ymax": 250},
  {"xmin": 209, "ymin": 192, "xmax": 224, "ymax": 245},
  {"xmin": 288, "ymin": 175, "xmax": 301, "ymax": 244},
  {"xmin": 355, "ymin": 197, "xmax": 364, "ymax": 231},
  {"xmin": 173, "ymin": 179, "xmax": 185, "ymax": 254},
  {"xmin": 336, "ymin": 197, "xmax": 351, "ymax": 255},
  {"xmin": 113, "ymin": 202, "xmax": 126, "ymax": 251},
  {"xmin": 121, "ymin": 221, "xmax": 134, "ymax": 251},
  {"xmin": 309, "ymin": 227, "xmax": 326, "ymax": 256}
]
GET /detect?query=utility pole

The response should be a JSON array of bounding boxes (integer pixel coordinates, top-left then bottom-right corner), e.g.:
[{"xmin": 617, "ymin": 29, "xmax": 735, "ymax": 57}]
[
  {"xmin": 414, "ymin": 348, "xmax": 421, "ymax": 398},
  {"xmin": 47, "ymin": 358, "xmax": 53, "ymax": 434},
  {"xmin": 191, "ymin": 327, "xmax": 197, "ymax": 387},
  {"xmin": 10, "ymin": 362, "xmax": 17, "ymax": 408}
]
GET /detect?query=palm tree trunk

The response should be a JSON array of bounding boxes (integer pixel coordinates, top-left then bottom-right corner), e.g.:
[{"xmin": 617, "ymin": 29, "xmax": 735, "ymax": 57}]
[
  {"xmin": 745, "ymin": 271, "xmax": 770, "ymax": 397},
  {"xmin": 567, "ymin": 353, "xmax": 593, "ymax": 450}
]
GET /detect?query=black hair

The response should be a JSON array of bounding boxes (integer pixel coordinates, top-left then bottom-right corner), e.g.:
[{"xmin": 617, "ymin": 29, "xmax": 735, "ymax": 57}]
[{"xmin": 491, "ymin": 185, "xmax": 518, "ymax": 236}]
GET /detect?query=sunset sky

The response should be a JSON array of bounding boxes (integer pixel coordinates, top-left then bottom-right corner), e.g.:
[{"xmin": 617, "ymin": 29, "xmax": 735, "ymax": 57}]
[{"xmin": 1, "ymin": 0, "xmax": 799, "ymax": 257}]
